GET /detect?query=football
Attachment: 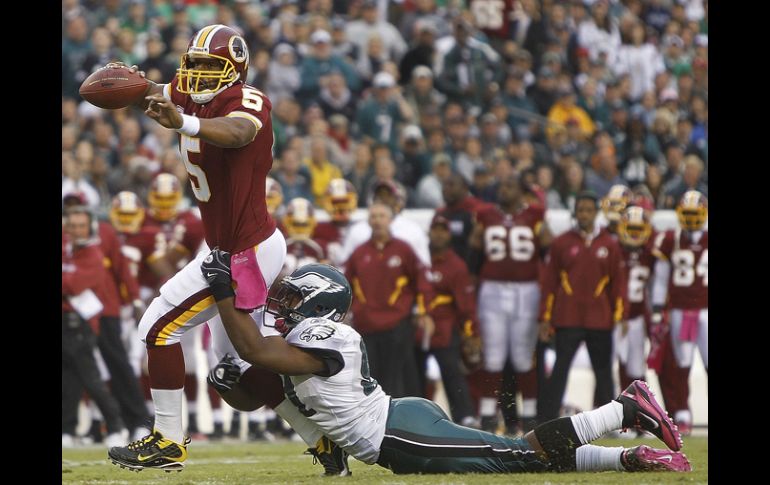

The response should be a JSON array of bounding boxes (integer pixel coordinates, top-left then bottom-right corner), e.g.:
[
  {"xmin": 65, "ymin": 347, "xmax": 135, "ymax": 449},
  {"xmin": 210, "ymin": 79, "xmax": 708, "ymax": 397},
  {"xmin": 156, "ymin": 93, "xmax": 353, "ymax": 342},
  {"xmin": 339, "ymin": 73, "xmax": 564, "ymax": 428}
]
[{"xmin": 79, "ymin": 66, "xmax": 149, "ymax": 109}]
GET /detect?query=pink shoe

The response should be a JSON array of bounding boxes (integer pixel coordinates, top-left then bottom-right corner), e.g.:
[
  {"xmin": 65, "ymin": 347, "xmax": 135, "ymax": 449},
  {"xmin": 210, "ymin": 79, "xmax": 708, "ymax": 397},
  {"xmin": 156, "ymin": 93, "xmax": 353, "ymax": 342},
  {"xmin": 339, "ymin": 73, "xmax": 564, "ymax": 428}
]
[
  {"xmin": 622, "ymin": 445, "xmax": 692, "ymax": 472},
  {"xmin": 615, "ymin": 380, "xmax": 683, "ymax": 451}
]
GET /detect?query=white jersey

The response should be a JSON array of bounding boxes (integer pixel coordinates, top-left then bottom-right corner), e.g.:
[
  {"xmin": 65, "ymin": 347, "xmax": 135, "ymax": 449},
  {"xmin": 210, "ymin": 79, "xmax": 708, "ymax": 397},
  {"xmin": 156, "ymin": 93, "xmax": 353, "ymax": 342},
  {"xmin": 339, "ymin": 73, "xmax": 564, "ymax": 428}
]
[{"xmin": 284, "ymin": 317, "xmax": 391, "ymax": 464}]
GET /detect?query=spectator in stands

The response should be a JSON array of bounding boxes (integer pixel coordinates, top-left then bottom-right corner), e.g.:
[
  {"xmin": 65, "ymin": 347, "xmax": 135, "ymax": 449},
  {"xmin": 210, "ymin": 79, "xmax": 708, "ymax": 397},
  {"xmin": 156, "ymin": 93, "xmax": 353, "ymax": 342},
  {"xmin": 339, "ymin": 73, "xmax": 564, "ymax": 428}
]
[
  {"xmin": 415, "ymin": 153, "xmax": 453, "ymax": 208},
  {"xmin": 274, "ymin": 148, "xmax": 314, "ymax": 203},
  {"xmin": 586, "ymin": 146, "xmax": 625, "ymax": 197},
  {"xmin": 303, "ymin": 136, "xmax": 341, "ymax": 203},
  {"xmin": 399, "ymin": 21, "xmax": 438, "ymax": 86},
  {"xmin": 660, "ymin": 155, "xmax": 707, "ymax": 209},
  {"xmin": 346, "ymin": 0, "xmax": 408, "ymax": 65},
  {"xmin": 436, "ymin": 18, "xmax": 503, "ymax": 114},
  {"xmin": 345, "ymin": 144, "xmax": 376, "ymax": 207},
  {"xmin": 547, "ymin": 86, "xmax": 596, "ymax": 141},
  {"xmin": 578, "ymin": 0, "xmax": 621, "ymax": 68},
  {"xmin": 265, "ymin": 43, "xmax": 301, "ymax": 105},
  {"xmin": 355, "ymin": 71, "xmax": 413, "ymax": 152},
  {"xmin": 394, "ymin": 124, "xmax": 430, "ymax": 190},
  {"xmin": 298, "ymin": 29, "xmax": 362, "ymax": 107},
  {"xmin": 318, "ymin": 70, "xmax": 358, "ymax": 122},
  {"xmin": 404, "ymin": 65, "xmax": 446, "ymax": 121}
]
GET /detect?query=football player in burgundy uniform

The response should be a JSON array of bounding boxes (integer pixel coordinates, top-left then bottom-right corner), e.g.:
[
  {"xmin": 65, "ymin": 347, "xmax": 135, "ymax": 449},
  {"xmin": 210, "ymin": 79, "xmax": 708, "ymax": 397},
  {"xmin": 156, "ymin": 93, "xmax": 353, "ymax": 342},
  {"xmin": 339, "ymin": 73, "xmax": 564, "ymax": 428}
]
[
  {"xmin": 109, "ymin": 192, "xmax": 174, "ymax": 303},
  {"xmin": 281, "ymin": 198, "xmax": 326, "ymax": 278},
  {"xmin": 106, "ymin": 25, "xmax": 298, "ymax": 471},
  {"xmin": 600, "ymin": 184, "xmax": 633, "ymax": 236},
  {"xmin": 650, "ymin": 191, "xmax": 708, "ymax": 435},
  {"xmin": 313, "ymin": 178, "xmax": 358, "ymax": 269},
  {"xmin": 144, "ymin": 173, "xmax": 214, "ymax": 439},
  {"xmin": 468, "ymin": 174, "xmax": 552, "ymax": 432},
  {"xmin": 615, "ymin": 207, "xmax": 656, "ymax": 392}
]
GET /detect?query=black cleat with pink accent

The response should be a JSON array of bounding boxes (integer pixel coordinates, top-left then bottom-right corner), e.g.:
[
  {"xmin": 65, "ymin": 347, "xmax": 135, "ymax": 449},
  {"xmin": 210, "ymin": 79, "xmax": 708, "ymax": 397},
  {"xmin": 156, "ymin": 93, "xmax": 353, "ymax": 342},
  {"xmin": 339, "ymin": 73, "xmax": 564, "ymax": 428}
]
[{"xmin": 615, "ymin": 380, "xmax": 683, "ymax": 451}]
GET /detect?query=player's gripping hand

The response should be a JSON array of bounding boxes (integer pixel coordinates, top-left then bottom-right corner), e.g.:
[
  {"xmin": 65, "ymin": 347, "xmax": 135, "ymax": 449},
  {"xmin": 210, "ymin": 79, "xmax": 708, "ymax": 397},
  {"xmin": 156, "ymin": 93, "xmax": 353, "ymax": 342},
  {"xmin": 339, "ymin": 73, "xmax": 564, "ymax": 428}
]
[
  {"xmin": 101, "ymin": 61, "xmax": 146, "ymax": 78},
  {"xmin": 207, "ymin": 353, "xmax": 242, "ymax": 394},
  {"xmin": 144, "ymin": 94, "xmax": 183, "ymax": 130},
  {"xmin": 201, "ymin": 248, "xmax": 235, "ymax": 302}
]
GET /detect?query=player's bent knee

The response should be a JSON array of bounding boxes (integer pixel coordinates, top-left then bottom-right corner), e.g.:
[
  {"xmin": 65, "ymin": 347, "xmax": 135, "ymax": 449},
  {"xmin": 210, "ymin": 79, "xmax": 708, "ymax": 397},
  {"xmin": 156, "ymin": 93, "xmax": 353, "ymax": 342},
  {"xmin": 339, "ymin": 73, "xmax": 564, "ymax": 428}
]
[{"xmin": 533, "ymin": 417, "xmax": 580, "ymax": 472}]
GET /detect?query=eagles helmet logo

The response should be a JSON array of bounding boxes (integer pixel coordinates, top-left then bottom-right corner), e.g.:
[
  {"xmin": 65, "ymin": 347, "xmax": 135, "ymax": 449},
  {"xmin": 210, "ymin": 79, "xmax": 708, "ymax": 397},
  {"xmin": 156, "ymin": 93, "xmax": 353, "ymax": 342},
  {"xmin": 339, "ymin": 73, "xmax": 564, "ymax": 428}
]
[
  {"xmin": 288, "ymin": 272, "xmax": 347, "ymax": 299},
  {"xmin": 299, "ymin": 322, "xmax": 337, "ymax": 342}
]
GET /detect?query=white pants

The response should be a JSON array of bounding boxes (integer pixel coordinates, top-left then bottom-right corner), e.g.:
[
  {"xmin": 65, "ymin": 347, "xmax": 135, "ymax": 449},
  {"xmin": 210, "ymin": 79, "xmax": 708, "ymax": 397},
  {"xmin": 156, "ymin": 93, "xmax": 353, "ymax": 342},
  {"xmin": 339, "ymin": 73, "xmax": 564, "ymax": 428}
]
[
  {"xmin": 668, "ymin": 308, "xmax": 708, "ymax": 368},
  {"xmin": 478, "ymin": 280, "xmax": 540, "ymax": 373},
  {"xmin": 613, "ymin": 315, "xmax": 646, "ymax": 378},
  {"xmin": 138, "ymin": 229, "xmax": 287, "ymax": 372}
]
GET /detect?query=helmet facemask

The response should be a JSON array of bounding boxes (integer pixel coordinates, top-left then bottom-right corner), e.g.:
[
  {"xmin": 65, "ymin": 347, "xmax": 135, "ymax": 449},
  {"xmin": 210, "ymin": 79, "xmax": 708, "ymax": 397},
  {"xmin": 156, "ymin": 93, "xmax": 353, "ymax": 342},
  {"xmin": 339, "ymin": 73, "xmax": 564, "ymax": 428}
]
[
  {"xmin": 676, "ymin": 191, "xmax": 708, "ymax": 231},
  {"xmin": 177, "ymin": 53, "xmax": 240, "ymax": 104},
  {"xmin": 265, "ymin": 280, "xmax": 339, "ymax": 335}
]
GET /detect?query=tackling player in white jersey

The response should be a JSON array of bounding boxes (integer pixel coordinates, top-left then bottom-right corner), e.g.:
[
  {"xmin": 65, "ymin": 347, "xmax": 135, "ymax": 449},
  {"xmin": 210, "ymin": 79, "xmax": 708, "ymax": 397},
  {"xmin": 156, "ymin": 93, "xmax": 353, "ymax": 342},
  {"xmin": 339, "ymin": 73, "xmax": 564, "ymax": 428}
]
[{"xmin": 199, "ymin": 252, "xmax": 690, "ymax": 475}]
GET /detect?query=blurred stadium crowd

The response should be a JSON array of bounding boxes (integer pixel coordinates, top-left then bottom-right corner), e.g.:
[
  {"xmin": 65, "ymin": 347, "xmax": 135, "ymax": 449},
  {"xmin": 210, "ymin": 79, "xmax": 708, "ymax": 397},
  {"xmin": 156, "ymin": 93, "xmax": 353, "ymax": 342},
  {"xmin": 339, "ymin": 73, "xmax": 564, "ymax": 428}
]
[{"xmin": 62, "ymin": 0, "xmax": 707, "ymax": 447}]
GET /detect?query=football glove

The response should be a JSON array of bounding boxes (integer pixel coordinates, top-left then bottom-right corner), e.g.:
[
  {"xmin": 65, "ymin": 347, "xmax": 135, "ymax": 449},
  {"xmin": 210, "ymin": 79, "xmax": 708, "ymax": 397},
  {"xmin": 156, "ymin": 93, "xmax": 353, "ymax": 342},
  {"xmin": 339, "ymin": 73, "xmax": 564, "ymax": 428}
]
[
  {"xmin": 207, "ymin": 353, "xmax": 242, "ymax": 394},
  {"xmin": 201, "ymin": 248, "xmax": 235, "ymax": 301}
]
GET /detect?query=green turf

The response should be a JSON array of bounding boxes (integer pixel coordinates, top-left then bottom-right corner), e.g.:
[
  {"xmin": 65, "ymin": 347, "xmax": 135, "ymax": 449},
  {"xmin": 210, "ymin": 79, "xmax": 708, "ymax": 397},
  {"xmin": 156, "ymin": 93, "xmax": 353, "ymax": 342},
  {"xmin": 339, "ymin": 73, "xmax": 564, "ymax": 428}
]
[{"xmin": 62, "ymin": 436, "xmax": 707, "ymax": 484}]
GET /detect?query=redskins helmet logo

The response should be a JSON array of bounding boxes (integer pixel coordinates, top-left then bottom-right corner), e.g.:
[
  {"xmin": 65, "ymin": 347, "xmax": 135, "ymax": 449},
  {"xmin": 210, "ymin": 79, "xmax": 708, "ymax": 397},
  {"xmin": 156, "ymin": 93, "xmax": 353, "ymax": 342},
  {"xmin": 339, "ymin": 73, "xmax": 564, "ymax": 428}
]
[{"xmin": 229, "ymin": 36, "xmax": 248, "ymax": 64}]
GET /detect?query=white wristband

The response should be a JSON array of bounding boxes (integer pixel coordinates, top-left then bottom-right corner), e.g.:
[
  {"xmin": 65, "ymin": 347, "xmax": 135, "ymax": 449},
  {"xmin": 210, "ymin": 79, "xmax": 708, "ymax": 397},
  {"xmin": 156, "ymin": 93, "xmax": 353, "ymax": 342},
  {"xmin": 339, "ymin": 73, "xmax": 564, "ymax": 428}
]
[{"xmin": 176, "ymin": 114, "xmax": 200, "ymax": 137}]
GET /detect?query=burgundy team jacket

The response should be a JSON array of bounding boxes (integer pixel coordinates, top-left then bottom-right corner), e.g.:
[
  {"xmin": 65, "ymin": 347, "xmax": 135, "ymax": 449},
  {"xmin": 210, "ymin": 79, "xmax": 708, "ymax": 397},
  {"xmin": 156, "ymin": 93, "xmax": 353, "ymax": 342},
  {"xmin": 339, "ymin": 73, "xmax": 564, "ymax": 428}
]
[
  {"xmin": 345, "ymin": 237, "xmax": 433, "ymax": 334},
  {"xmin": 417, "ymin": 249, "xmax": 480, "ymax": 349},
  {"xmin": 62, "ymin": 236, "xmax": 110, "ymax": 332},
  {"xmin": 539, "ymin": 228, "xmax": 627, "ymax": 330},
  {"xmin": 98, "ymin": 222, "xmax": 139, "ymax": 318}
]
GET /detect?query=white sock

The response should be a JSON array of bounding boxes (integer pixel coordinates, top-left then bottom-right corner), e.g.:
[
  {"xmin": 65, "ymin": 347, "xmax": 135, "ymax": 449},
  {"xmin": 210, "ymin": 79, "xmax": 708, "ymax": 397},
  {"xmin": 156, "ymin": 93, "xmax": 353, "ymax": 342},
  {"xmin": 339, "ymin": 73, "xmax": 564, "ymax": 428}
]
[
  {"xmin": 275, "ymin": 399, "xmax": 322, "ymax": 447},
  {"xmin": 188, "ymin": 400, "xmax": 198, "ymax": 414},
  {"xmin": 570, "ymin": 401, "xmax": 624, "ymax": 444},
  {"xmin": 521, "ymin": 398, "xmax": 536, "ymax": 418},
  {"xmin": 151, "ymin": 388, "xmax": 185, "ymax": 444},
  {"xmin": 480, "ymin": 397, "xmax": 497, "ymax": 417},
  {"xmin": 575, "ymin": 445, "xmax": 625, "ymax": 471},
  {"xmin": 212, "ymin": 408, "xmax": 223, "ymax": 423}
]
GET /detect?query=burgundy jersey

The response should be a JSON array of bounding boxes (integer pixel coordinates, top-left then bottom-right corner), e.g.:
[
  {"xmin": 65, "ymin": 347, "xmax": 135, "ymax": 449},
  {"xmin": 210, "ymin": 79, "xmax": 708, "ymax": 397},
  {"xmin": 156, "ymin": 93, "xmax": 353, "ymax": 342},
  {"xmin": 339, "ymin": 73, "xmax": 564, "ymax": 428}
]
[
  {"xmin": 478, "ymin": 204, "xmax": 544, "ymax": 282},
  {"xmin": 146, "ymin": 210, "xmax": 205, "ymax": 267},
  {"xmin": 313, "ymin": 221, "xmax": 348, "ymax": 268},
  {"xmin": 621, "ymin": 239, "xmax": 656, "ymax": 319},
  {"xmin": 469, "ymin": 0, "xmax": 516, "ymax": 39},
  {"xmin": 118, "ymin": 224, "xmax": 166, "ymax": 291},
  {"xmin": 283, "ymin": 237, "xmax": 326, "ymax": 276},
  {"xmin": 168, "ymin": 77, "xmax": 276, "ymax": 253},
  {"xmin": 654, "ymin": 229, "xmax": 708, "ymax": 310}
]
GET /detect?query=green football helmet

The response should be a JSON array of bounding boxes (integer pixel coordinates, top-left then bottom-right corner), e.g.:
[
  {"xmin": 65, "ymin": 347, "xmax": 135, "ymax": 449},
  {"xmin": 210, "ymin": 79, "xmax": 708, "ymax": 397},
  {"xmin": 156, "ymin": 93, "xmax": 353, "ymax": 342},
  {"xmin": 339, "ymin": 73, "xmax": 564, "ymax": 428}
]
[{"xmin": 266, "ymin": 263, "xmax": 352, "ymax": 334}]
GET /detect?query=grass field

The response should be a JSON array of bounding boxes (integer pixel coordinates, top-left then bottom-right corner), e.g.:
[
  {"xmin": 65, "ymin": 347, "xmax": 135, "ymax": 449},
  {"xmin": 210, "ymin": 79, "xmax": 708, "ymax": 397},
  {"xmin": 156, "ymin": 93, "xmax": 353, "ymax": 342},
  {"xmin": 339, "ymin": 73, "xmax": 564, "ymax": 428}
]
[{"xmin": 62, "ymin": 436, "xmax": 707, "ymax": 484}]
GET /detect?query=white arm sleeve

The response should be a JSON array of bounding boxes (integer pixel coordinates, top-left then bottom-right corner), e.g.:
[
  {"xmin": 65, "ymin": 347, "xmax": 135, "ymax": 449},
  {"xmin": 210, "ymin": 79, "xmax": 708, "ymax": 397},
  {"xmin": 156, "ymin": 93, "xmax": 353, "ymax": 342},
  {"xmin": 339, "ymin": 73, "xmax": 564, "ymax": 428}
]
[
  {"xmin": 651, "ymin": 259, "xmax": 670, "ymax": 307},
  {"xmin": 162, "ymin": 83, "xmax": 171, "ymax": 100}
]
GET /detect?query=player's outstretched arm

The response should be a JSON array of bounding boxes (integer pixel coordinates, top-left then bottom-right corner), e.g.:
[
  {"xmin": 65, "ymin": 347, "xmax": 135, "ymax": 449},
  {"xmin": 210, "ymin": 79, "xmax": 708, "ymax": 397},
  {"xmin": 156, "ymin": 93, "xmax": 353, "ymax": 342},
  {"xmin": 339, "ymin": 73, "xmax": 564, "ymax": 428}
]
[
  {"xmin": 144, "ymin": 94, "xmax": 256, "ymax": 148},
  {"xmin": 201, "ymin": 249, "xmax": 326, "ymax": 375}
]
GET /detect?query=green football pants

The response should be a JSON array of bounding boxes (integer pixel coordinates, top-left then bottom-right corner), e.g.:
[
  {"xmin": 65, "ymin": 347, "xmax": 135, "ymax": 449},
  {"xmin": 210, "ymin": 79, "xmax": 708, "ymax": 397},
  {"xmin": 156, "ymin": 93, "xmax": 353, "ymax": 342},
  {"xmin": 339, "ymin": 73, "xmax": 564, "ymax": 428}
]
[{"xmin": 376, "ymin": 397, "xmax": 550, "ymax": 474}]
